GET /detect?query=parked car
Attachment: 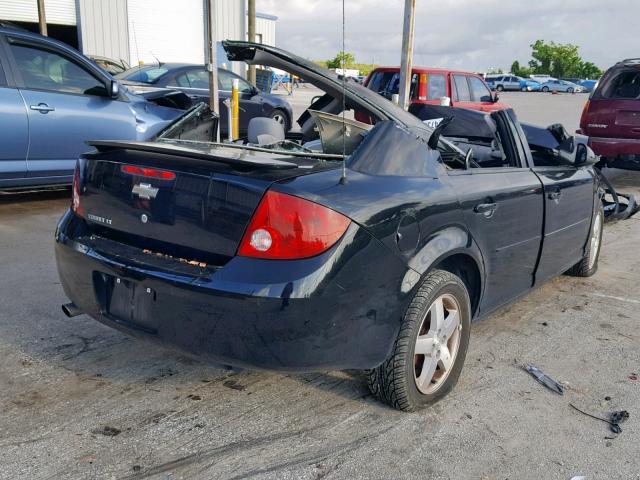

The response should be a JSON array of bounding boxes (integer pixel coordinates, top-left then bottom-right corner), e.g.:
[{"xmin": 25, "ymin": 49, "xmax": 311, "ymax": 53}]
[
  {"xmin": 579, "ymin": 58, "xmax": 640, "ymax": 169},
  {"xmin": 485, "ymin": 75, "xmax": 521, "ymax": 92},
  {"xmin": 88, "ymin": 55, "xmax": 130, "ymax": 75},
  {"xmin": 0, "ymin": 25, "xmax": 190, "ymax": 189},
  {"xmin": 115, "ymin": 64, "xmax": 294, "ymax": 134},
  {"xmin": 540, "ymin": 79, "xmax": 584, "ymax": 93},
  {"xmin": 520, "ymin": 78, "xmax": 541, "ymax": 92},
  {"xmin": 360, "ymin": 66, "xmax": 508, "ymax": 114},
  {"xmin": 579, "ymin": 79, "xmax": 598, "ymax": 93},
  {"xmin": 56, "ymin": 41, "xmax": 603, "ymax": 412}
]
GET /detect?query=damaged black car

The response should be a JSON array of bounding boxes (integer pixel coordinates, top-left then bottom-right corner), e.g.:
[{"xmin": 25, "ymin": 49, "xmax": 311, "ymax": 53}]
[{"xmin": 55, "ymin": 41, "xmax": 604, "ymax": 411}]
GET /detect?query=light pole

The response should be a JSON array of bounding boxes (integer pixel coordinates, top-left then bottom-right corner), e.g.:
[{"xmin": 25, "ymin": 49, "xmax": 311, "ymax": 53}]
[{"xmin": 398, "ymin": 0, "xmax": 416, "ymax": 111}]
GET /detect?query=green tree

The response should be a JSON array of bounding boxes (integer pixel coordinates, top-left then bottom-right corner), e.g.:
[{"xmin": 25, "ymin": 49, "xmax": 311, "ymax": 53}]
[
  {"xmin": 519, "ymin": 40, "xmax": 602, "ymax": 79},
  {"xmin": 327, "ymin": 51, "xmax": 356, "ymax": 69}
]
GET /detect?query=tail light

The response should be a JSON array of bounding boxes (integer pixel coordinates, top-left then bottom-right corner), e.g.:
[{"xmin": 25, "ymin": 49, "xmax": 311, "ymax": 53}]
[
  {"xmin": 71, "ymin": 160, "xmax": 85, "ymax": 217},
  {"xmin": 418, "ymin": 73, "xmax": 428, "ymax": 101},
  {"xmin": 579, "ymin": 100, "xmax": 591, "ymax": 130},
  {"xmin": 121, "ymin": 165, "xmax": 176, "ymax": 180},
  {"xmin": 237, "ymin": 191, "xmax": 351, "ymax": 260}
]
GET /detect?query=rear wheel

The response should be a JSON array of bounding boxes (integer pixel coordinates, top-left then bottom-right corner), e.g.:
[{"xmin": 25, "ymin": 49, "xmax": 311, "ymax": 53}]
[
  {"xmin": 496, "ymin": 85, "xmax": 504, "ymax": 92},
  {"xmin": 567, "ymin": 87, "xmax": 574, "ymax": 94},
  {"xmin": 566, "ymin": 203, "xmax": 604, "ymax": 277},
  {"xmin": 366, "ymin": 270, "xmax": 471, "ymax": 411},
  {"xmin": 269, "ymin": 109, "xmax": 290, "ymax": 132}
]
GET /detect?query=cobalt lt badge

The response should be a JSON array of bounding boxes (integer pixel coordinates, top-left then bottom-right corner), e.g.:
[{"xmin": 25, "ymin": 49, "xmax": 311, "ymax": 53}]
[{"xmin": 140, "ymin": 213, "xmax": 149, "ymax": 224}]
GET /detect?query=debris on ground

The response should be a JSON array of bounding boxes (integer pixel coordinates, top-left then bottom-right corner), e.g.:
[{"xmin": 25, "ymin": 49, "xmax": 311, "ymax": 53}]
[
  {"xmin": 569, "ymin": 404, "xmax": 630, "ymax": 434},
  {"xmin": 596, "ymin": 168, "xmax": 639, "ymax": 222},
  {"xmin": 91, "ymin": 426, "xmax": 121, "ymax": 437},
  {"xmin": 522, "ymin": 363, "xmax": 565, "ymax": 395}
]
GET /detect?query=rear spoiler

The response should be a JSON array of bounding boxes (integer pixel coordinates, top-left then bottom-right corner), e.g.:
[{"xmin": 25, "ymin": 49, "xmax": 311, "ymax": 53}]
[{"xmin": 87, "ymin": 141, "xmax": 298, "ymax": 170}]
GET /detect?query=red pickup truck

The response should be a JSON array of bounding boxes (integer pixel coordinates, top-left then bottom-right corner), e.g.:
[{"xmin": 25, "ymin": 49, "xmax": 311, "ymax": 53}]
[{"xmin": 361, "ymin": 67, "xmax": 509, "ymax": 113}]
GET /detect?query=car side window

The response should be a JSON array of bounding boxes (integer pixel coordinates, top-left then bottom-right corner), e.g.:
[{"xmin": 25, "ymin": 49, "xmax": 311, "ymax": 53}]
[
  {"xmin": 453, "ymin": 75, "xmax": 471, "ymax": 102},
  {"xmin": 469, "ymin": 76, "xmax": 492, "ymax": 102},
  {"xmin": 218, "ymin": 69, "xmax": 236, "ymax": 90},
  {"xmin": 427, "ymin": 74, "xmax": 446, "ymax": 100},
  {"xmin": 10, "ymin": 44, "xmax": 106, "ymax": 96},
  {"xmin": 185, "ymin": 69, "xmax": 209, "ymax": 89}
]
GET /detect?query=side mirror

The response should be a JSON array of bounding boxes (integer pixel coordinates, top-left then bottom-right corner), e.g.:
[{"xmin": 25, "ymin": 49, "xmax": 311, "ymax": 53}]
[{"xmin": 110, "ymin": 81, "xmax": 120, "ymax": 99}]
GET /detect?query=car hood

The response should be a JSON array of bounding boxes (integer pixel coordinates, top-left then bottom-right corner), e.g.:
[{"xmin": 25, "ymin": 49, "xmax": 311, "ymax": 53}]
[{"xmin": 222, "ymin": 40, "xmax": 431, "ymax": 135}]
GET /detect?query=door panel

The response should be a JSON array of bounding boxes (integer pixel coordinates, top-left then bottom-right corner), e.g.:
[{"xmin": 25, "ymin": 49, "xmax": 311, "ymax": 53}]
[
  {"xmin": 7, "ymin": 41, "xmax": 136, "ymax": 177},
  {"xmin": 20, "ymin": 90, "xmax": 136, "ymax": 177},
  {"xmin": 533, "ymin": 167, "xmax": 595, "ymax": 282},
  {"xmin": 0, "ymin": 87, "xmax": 29, "ymax": 181},
  {"xmin": 448, "ymin": 169, "xmax": 544, "ymax": 312}
]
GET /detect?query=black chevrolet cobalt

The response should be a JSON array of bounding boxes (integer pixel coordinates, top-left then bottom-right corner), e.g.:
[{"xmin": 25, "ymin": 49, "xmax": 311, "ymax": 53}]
[{"xmin": 56, "ymin": 41, "xmax": 603, "ymax": 411}]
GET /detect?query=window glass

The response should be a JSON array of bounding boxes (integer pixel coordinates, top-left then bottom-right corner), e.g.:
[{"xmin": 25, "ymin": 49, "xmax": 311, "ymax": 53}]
[
  {"xmin": 367, "ymin": 72, "xmax": 384, "ymax": 92},
  {"xmin": 427, "ymin": 74, "xmax": 446, "ymax": 100},
  {"xmin": 185, "ymin": 69, "xmax": 209, "ymax": 89},
  {"xmin": 601, "ymin": 71, "xmax": 640, "ymax": 99},
  {"xmin": 119, "ymin": 66, "xmax": 168, "ymax": 84},
  {"xmin": 11, "ymin": 44, "xmax": 105, "ymax": 95},
  {"xmin": 469, "ymin": 76, "xmax": 492, "ymax": 102},
  {"xmin": 218, "ymin": 69, "xmax": 254, "ymax": 93},
  {"xmin": 453, "ymin": 75, "xmax": 471, "ymax": 101}
]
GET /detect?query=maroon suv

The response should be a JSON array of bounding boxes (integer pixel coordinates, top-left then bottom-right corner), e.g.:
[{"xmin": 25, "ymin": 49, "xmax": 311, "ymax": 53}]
[{"xmin": 579, "ymin": 59, "xmax": 640, "ymax": 168}]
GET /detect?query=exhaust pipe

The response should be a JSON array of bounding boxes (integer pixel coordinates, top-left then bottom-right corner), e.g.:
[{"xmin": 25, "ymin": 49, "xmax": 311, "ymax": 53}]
[{"xmin": 61, "ymin": 302, "xmax": 82, "ymax": 318}]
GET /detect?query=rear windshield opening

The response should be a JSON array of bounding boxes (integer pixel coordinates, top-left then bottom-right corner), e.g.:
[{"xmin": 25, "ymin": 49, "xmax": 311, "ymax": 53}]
[{"xmin": 600, "ymin": 70, "xmax": 640, "ymax": 99}]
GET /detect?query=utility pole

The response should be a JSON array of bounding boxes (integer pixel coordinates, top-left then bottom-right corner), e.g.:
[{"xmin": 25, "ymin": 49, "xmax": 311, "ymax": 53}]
[
  {"xmin": 37, "ymin": 0, "xmax": 48, "ymax": 36},
  {"xmin": 247, "ymin": 0, "xmax": 256, "ymax": 85},
  {"xmin": 205, "ymin": 0, "xmax": 220, "ymax": 141},
  {"xmin": 398, "ymin": 0, "xmax": 416, "ymax": 111}
]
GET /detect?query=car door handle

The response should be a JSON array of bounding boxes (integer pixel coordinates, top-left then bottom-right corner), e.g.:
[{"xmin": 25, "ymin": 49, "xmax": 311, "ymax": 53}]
[
  {"xmin": 30, "ymin": 103, "xmax": 55, "ymax": 113},
  {"xmin": 548, "ymin": 190, "xmax": 562, "ymax": 201},
  {"xmin": 474, "ymin": 202, "xmax": 497, "ymax": 217}
]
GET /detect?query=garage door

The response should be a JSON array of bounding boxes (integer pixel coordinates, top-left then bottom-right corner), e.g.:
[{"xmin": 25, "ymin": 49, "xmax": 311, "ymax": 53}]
[
  {"xmin": 127, "ymin": 0, "xmax": 205, "ymax": 65},
  {"xmin": 0, "ymin": 0, "xmax": 76, "ymax": 25}
]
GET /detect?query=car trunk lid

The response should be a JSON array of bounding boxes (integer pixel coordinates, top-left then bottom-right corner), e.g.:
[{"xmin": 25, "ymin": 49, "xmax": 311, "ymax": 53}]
[{"xmin": 78, "ymin": 141, "xmax": 339, "ymax": 265}]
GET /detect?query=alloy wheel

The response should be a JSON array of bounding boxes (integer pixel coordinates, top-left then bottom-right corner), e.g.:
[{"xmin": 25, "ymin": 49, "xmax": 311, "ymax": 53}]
[
  {"xmin": 414, "ymin": 294, "xmax": 462, "ymax": 394},
  {"xmin": 588, "ymin": 211, "xmax": 602, "ymax": 269}
]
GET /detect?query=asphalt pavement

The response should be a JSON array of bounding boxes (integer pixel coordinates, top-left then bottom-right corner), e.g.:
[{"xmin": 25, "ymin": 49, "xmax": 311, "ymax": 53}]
[{"xmin": 0, "ymin": 91, "xmax": 638, "ymax": 480}]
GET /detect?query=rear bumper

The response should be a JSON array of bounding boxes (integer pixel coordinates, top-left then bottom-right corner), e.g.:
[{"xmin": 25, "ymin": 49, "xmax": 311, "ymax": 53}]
[
  {"xmin": 588, "ymin": 136, "xmax": 640, "ymax": 158},
  {"xmin": 55, "ymin": 210, "xmax": 414, "ymax": 372}
]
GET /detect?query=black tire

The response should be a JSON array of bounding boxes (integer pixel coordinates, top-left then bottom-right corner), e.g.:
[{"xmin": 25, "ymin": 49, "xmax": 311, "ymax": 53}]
[
  {"xmin": 269, "ymin": 109, "xmax": 290, "ymax": 132},
  {"xmin": 541, "ymin": 86, "xmax": 549, "ymax": 92},
  {"xmin": 567, "ymin": 87, "xmax": 574, "ymax": 94},
  {"xmin": 496, "ymin": 85, "xmax": 504, "ymax": 92},
  {"xmin": 566, "ymin": 203, "xmax": 604, "ymax": 277},
  {"xmin": 366, "ymin": 269, "xmax": 471, "ymax": 411}
]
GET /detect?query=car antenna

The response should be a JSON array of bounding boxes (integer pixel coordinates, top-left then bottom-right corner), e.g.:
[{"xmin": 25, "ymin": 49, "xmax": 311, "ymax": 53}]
[
  {"xmin": 132, "ymin": 22, "xmax": 142, "ymax": 73},
  {"xmin": 151, "ymin": 52, "xmax": 163, "ymax": 67},
  {"xmin": 339, "ymin": 0, "xmax": 348, "ymax": 185}
]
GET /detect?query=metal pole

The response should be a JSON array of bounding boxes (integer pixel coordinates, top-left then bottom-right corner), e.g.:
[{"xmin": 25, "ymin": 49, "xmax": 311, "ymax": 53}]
[
  {"xmin": 247, "ymin": 0, "xmax": 256, "ymax": 85},
  {"xmin": 37, "ymin": 0, "xmax": 48, "ymax": 36},
  {"xmin": 398, "ymin": 0, "xmax": 416, "ymax": 111},
  {"xmin": 205, "ymin": 0, "xmax": 220, "ymax": 142}
]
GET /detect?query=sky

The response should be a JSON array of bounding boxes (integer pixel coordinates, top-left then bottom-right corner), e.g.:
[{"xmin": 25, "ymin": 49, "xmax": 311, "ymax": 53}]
[{"xmin": 256, "ymin": 0, "xmax": 640, "ymax": 72}]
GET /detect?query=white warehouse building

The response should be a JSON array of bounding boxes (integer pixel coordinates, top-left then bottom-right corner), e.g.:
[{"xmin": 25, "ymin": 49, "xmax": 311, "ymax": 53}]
[{"xmin": 0, "ymin": 0, "xmax": 277, "ymax": 70}]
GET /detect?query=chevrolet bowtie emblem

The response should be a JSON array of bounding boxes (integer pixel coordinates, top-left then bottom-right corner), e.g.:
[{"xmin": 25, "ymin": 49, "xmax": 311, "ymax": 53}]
[{"xmin": 132, "ymin": 183, "xmax": 159, "ymax": 200}]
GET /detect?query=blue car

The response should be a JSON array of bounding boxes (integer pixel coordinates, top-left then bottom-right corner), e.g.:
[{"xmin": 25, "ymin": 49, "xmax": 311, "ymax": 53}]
[
  {"xmin": 579, "ymin": 79, "xmax": 598, "ymax": 93},
  {"xmin": 519, "ymin": 79, "xmax": 541, "ymax": 92},
  {"xmin": 0, "ymin": 25, "xmax": 190, "ymax": 189}
]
